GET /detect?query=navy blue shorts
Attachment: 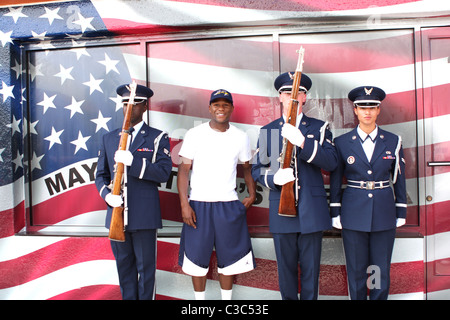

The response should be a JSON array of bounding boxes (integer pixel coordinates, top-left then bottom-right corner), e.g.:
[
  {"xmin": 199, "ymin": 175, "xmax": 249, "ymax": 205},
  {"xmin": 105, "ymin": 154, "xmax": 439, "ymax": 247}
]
[{"xmin": 178, "ymin": 200, "xmax": 255, "ymax": 276}]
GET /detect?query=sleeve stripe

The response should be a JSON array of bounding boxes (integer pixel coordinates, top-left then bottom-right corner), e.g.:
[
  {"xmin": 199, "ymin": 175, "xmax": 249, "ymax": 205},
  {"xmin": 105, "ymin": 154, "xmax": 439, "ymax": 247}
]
[{"xmin": 307, "ymin": 140, "xmax": 318, "ymax": 163}]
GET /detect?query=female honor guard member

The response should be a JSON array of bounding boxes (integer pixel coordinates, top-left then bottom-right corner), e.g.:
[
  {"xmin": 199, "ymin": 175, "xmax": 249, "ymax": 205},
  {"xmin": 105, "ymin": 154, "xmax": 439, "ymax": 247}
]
[
  {"xmin": 252, "ymin": 72, "xmax": 337, "ymax": 300},
  {"xmin": 95, "ymin": 84, "xmax": 172, "ymax": 300},
  {"xmin": 177, "ymin": 89, "xmax": 256, "ymax": 300},
  {"xmin": 329, "ymin": 86, "xmax": 407, "ymax": 300}
]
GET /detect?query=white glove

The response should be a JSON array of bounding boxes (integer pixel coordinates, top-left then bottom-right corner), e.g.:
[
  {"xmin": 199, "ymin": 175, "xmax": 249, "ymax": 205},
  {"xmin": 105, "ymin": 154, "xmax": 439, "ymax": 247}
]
[
  {"xmin": 332, "ymin": 216, "xmax": 342, "ymax": 229},
  {"xmin": 274, "ymin": 168, "xmax": 295, "ymax": 186},
  {"xmin": 105, "ymin": 193, "xmax": 123, "ymax": 208},
  {"xmin": 281, "ymin": 123, "xmax": 305, "ymax": 147},
  {"xmin": 115, "ymin": 150, "xmax": 133, "ymax": 166},
  {"xmin": 396, "ymin": 218, "xmax": 406, "ymax": 227}
]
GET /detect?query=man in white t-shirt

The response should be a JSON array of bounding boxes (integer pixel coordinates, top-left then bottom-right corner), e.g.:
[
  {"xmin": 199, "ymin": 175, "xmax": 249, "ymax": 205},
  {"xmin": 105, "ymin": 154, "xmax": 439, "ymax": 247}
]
[{"xmin": 177, "ymin": 89, "xmax": 256, "ymax": 300}]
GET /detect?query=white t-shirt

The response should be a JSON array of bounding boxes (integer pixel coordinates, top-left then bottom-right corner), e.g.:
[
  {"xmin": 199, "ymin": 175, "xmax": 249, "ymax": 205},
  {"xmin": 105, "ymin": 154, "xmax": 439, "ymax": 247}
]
[{"xmin": 179, "ymin": 122, "xmax": 252, "ymax": 202}]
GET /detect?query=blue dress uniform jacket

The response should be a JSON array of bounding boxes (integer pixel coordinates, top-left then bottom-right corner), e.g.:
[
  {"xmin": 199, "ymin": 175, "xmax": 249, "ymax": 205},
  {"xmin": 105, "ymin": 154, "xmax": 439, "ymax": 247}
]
[
  {"xmin": 252, "ymin": 114, "xmax": 337, "ymax": 300},
  {"xmin": 95, "ymin": 123, "xmax": 172, "ymax": 231},
  {"xmin": 329, "ymin": 127, "xmax": 407, "ymax": 232},
  {"xmin": 252, "ymin": 115, "xmax": 338, "ymax": 234}
]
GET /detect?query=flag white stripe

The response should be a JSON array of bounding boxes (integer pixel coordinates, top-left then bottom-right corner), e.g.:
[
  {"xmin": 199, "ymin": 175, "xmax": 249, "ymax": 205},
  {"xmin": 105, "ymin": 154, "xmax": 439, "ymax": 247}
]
[
  {"xmin": 0, "ymin": 260, "xmax": 119, "ymax": 300},
  {"xmin": 123, "ymin": 54, "xmax": 450, "ymax": 101},
  {"xmin": 92, "ymin": 0, "xmax": 450, "ymax": 27}
]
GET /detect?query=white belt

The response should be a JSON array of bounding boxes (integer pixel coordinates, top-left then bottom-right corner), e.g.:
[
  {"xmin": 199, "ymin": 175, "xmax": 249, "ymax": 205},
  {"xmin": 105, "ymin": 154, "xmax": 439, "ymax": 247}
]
[{"xmin": 347, "ymin": 180, "xmax": 390, "ymax": 190}]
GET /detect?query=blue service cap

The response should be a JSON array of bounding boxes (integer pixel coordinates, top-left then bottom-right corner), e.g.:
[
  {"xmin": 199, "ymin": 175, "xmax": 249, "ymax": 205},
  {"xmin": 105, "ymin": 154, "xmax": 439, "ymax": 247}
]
[
  {"xmin": 116, "ymin": 84, "xmax": 154, "ymax": 101},
  {"xmin": 209, "ymin": 89, "xmax": 233, "ymax": 104},
  {"xmin": 274, "ymin": 72, "xmax": 312, "ymax": 93},
  {"xmin": 348, "ymin": 86, "xmax": 386, "ymax": 106}
]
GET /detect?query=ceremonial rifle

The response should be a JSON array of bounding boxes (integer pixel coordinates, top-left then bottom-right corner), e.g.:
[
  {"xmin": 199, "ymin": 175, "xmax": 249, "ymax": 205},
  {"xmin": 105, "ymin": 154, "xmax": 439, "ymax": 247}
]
[
  {"xmin": 278, "ymin": 47, "xmax": 305, "ymax": 217},
  {"xmin": 109, "ymin": 81, "xmax": 137, "ymax": 241}
]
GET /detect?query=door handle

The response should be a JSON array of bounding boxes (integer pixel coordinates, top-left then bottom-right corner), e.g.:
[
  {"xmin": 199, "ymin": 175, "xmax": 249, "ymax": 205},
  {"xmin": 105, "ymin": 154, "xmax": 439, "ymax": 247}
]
[{"xmin": 427, "ymin": 161, "xmax": 450, "ymax": 167}]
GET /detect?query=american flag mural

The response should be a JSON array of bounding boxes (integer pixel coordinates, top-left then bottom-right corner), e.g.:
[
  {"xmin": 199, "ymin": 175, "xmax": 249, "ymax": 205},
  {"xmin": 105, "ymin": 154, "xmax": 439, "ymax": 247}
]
[{"xmin": 0, "ymin": 0, "xmax": 450, "ymax": 301}]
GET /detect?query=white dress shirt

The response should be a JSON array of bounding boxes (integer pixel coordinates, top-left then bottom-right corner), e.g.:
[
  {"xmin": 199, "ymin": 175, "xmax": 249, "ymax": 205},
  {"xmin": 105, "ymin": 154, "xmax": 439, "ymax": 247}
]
[{"xmin": 357, "ymin": 125, "xmax": 378, "ymax": 162}]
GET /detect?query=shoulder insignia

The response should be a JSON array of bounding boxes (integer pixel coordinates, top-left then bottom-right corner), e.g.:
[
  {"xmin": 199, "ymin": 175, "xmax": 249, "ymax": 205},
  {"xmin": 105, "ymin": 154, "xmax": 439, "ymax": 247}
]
[{"xmin": 164, "ymin": 148, "xmax": 170, "ymax": 157}]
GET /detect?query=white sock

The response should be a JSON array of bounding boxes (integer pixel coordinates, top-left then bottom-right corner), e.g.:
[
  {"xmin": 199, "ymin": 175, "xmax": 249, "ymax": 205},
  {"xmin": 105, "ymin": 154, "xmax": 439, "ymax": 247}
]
[
  {"xmin": 194, "ymin": 291, "xmax": 205, "ymax": 300},
  {"xmin": 221, "ymin": 289, "xmax": 232, "ymax": 300}
]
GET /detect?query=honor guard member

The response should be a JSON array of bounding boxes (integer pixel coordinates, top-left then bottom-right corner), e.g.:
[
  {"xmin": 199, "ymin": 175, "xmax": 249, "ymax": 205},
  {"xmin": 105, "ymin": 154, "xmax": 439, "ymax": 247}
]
[
  {"xmin": 95, "ymin": 84, "xmax": 172, "ymax": 300},
  {"xmin": 329, "ymin": 86, "xmax": 407, "ymax": 300},
  {"xmin": 252, "ymin": 72, "xmax": 337, "ymax": 300},
  {"xmin": 177, "ymin": 89, "xmax": 256, "ymax": 300}
]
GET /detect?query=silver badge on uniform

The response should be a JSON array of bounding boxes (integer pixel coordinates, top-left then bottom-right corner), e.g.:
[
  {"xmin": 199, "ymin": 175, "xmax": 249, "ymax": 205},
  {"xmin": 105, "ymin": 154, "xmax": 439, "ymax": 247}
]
[{"xmin": 347, "ymin": 156, "xmax": 355, "ymax": 164}]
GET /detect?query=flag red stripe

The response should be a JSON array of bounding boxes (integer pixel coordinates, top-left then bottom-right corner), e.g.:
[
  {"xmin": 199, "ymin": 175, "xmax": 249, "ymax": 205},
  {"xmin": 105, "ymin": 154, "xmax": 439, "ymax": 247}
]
[
  {"xmin": 159, "ymin": 0, "xmax": 420, "ymax": 12},
  {"xmin": 32, "ymin": 184, "xmax": 106, "ymax": 226},
  {"xmin": 424, "ymin": 201, "xmax": 450, "ymax": 235},
  {"xmin": 0, "ymin": 238, "xmax": 113, "ymax": 289},
  {"xmin": 150, "ymin": 86, "xmax": 421, "ymax": 126},
  {"xmin": 156, "ymin": 240, "xmax": 424, "ymax": 296}
]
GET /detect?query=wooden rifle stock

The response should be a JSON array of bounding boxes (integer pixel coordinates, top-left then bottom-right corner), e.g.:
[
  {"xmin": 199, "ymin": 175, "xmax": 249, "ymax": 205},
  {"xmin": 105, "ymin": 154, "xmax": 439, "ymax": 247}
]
[
  {"xmin": 278, "ymin": 47, "xmax": 305, "ymax": 217},
  {"xmin": 109, "ymin": 81, "xmax": 137, "ymax": 242}
]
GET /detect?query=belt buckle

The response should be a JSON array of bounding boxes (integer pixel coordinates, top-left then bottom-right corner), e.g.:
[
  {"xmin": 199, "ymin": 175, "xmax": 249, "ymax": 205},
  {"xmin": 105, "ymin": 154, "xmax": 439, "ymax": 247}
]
[{"xmin": 366, "ymin": 181, "xmax": 375, "ymax": 190}]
